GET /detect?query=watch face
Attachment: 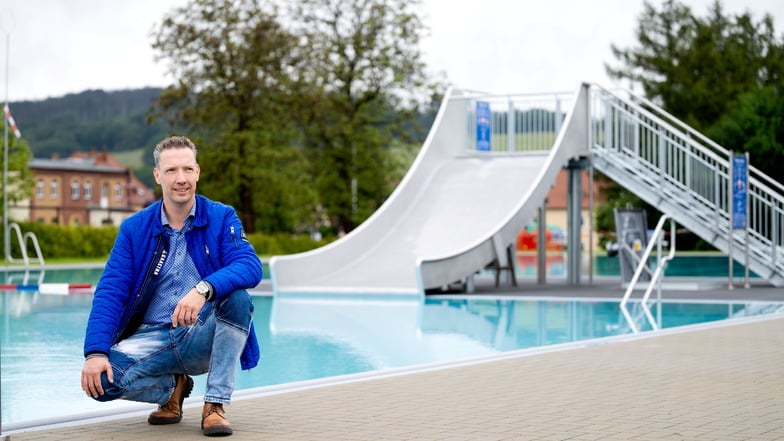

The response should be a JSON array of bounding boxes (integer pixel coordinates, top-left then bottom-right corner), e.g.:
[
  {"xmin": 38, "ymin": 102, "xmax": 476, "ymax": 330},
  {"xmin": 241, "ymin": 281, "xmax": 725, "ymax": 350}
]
[{"xmin": 196, "ymin": 281, "xmax": 209, "ymax": 294}]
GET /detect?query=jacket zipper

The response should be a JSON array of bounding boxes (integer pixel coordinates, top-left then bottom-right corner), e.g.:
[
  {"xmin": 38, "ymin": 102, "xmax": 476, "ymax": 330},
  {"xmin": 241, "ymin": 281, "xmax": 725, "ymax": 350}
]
[
  {"xmin": 113, "ymin": 235, "xmax": 165, "ymax": 343},
  {"xmin": 204, "ymin": 244, "xmax": 216, "ymax": 273},
  {"xmin": 230, "ymin": 225, "xmax": 239, "ymax": 248}
]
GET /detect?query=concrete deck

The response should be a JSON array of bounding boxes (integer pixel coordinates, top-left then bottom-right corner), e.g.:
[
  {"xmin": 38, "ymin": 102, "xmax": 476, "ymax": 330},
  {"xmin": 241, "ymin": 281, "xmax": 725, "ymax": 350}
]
[{"xmin": 4, "ymin": 276, "xmax": 784, "ymax": 440}]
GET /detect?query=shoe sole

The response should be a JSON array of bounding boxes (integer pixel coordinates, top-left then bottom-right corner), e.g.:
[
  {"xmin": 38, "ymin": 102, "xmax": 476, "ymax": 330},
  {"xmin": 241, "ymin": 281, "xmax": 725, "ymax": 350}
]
[
  {"xmin": 147, "ymin": 375, "xmax": 194, "ymax": 425},
  {"xmin": 202, "ymin": 424, "xmax": 233, "ymax": 437}
]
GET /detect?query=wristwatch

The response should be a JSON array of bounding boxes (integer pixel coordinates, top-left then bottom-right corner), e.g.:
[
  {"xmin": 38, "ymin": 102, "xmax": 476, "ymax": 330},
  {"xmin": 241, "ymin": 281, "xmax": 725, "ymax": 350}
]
[{"xmin": 195, "ymin": 280, "xmax": 213, "ymax": 301}]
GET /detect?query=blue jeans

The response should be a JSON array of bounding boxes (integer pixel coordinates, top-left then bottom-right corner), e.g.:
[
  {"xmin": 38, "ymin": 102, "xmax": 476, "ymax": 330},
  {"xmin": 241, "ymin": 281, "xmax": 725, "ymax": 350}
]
[{"xmin": 94, "ymin": 289, "xmax": 253, "ymax": 405}]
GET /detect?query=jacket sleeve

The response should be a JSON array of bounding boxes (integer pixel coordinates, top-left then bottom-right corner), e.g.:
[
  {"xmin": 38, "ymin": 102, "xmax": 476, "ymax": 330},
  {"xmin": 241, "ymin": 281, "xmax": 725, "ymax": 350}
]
[
  {"xmin": 203, "ymin": 205, "xmax": 263, "ymax": 299},
  {"xmin": 83, "ymin": 221, "xmax": 137, "ymax": 357}
]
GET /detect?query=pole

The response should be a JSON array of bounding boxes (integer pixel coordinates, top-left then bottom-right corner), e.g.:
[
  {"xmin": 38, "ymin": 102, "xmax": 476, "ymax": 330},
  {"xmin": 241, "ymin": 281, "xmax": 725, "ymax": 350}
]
[
  {"xmin": 588, "ymin": 158, "xmax": 594, "ymax": 285},
  {"xmin": 744, "ymin": 151, "xmax": 750, "ymax": 289},
  {"xmin": 537, "ymin": 203, "xmax": 546, "ymax": 284},
  {"xmin": 3, "ymin": 32, "xmax": 9, "ymax": 263},
  {"xmin": 728, "ymin": 150, "xmax": 733, "ymax": 290}
]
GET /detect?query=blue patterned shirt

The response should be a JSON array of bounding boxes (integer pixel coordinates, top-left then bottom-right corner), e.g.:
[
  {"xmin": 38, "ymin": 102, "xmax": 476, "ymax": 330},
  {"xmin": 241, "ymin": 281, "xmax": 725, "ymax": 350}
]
[{"xmin": 142, "ymin": 201, "xmax": 203, "ymax": 325}]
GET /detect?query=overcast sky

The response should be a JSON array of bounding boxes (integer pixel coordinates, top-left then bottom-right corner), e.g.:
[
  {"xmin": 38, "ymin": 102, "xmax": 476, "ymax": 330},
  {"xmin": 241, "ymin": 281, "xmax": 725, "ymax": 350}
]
[{"xmin": 1, "ymin": 0, "xmax": 783, "ymax": 103}]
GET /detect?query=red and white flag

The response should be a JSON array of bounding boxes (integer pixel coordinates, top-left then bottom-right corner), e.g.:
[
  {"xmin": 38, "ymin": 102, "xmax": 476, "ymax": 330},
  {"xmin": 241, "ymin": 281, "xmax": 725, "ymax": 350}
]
[{"xmin": 4, "ymin": 103, "xmax": 22, "ymax": 139}]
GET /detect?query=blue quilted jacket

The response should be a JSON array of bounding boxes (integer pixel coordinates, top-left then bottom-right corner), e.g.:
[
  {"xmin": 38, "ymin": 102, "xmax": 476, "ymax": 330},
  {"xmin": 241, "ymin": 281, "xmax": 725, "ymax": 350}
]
[{"xmin": 83, "ymin": 195, "xmax": 263, "ymax": 370}]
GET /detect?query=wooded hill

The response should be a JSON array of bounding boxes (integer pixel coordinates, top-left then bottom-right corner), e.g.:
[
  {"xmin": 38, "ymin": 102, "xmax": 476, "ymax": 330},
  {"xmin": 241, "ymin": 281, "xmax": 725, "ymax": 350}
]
[{"xmin": 9, "ymin": 88, "xmax": 173, "ymax": 187}]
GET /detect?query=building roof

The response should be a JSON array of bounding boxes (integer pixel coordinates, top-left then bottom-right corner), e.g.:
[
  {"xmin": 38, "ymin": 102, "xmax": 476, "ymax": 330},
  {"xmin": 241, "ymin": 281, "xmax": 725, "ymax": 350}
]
[{"xmin": 29, "ymin": 157, "xmax": 127, "ymax": 174}]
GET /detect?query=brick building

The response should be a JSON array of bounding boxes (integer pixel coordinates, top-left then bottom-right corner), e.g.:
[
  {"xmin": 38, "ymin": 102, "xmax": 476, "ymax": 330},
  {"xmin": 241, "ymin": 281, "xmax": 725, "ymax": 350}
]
[{"xmin": 16, "ymin": 150, "xmax": 155, "ymax": 226}]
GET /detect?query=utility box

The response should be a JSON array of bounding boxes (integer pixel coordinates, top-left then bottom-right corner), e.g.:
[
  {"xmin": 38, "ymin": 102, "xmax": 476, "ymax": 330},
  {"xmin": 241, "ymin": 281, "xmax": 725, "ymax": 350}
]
[{"xmin": 613, "ymin": 208, "xmax": 650, "ymax": 284}]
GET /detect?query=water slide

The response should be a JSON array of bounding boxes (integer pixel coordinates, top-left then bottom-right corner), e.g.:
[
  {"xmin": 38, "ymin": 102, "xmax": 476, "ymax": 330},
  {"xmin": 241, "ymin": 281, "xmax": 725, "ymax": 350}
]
[{"xmin": 270, "ymin": 86, "xmax": 591, "ymax": 295}]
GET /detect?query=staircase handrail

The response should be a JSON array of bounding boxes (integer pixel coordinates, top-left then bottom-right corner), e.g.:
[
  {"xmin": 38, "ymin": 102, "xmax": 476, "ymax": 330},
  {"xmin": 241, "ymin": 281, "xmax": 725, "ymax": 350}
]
[{"xmin": 592, "ymin": 83, "xmax": 784, "ymax": 196}]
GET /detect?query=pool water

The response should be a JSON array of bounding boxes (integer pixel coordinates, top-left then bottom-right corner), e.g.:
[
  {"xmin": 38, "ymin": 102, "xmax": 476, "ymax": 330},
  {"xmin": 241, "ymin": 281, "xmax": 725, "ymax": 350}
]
[{"xmin": 1, "ymin": 286, "xmax": 782, "ymax": 427}]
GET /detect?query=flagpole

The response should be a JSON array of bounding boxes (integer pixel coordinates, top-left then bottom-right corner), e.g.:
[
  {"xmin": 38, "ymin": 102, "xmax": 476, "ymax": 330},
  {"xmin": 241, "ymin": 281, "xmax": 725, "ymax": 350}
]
[{"xmin": 3, "ymin": 31, "xmax": 9, "ymax": 262}]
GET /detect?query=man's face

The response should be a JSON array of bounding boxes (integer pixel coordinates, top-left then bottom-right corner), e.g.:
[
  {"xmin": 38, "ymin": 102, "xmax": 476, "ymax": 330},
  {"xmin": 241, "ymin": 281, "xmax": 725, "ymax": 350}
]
[{"xmin": 153, "ymin": 147, "xmax": 200, "ymax": 208}]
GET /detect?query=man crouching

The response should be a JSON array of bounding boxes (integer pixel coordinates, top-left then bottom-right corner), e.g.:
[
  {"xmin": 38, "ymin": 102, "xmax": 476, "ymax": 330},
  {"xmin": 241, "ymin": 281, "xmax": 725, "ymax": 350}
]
[{"xmin": 81, "ymin": 136, "xmax": 262, "ymax": 437}]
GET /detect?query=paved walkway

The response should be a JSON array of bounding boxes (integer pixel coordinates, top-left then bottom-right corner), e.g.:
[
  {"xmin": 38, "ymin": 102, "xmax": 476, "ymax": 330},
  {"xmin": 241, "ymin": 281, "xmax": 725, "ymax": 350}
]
[{"xmin": 5, "ymin": 281, "xmax": 784, "ymax": 440}]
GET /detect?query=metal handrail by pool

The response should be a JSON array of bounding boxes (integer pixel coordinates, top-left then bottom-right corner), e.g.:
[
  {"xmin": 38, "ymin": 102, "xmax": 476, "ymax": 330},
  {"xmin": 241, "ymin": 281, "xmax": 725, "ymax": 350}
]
[
  {"xmin": 620, "ymin": 215, "xmax": 677, "ymax": 333},
  {"xmin": 5, "ymin": 223, "xmax": 45, "ymax": 267}
]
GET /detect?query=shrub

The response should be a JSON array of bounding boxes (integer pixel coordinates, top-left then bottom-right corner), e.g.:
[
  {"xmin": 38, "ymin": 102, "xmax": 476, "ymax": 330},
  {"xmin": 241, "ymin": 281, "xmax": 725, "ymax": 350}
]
[
  {"xmin": 3, "ymin": 222, "xmax": 118, "ymax": 260},
  {"xmin": 1, "ymin": 222, "xmax": 333, "ymax": 260},
  {"xmin": 247, "ymin": 233, "xmax": 335, "ymax": 256}
]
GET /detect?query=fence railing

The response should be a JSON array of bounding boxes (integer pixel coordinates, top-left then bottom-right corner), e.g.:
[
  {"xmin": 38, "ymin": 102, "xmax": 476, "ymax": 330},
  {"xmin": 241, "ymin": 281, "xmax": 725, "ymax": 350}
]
[{"xmin": 457, "ymin": 91, "xmax": 574, "ymax": 153}]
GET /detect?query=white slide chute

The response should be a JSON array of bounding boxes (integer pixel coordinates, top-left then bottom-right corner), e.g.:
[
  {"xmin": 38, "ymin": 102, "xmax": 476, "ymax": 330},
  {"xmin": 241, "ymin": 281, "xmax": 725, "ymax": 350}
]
[{"xmin": 271, "ymin": 85, "xmax": 591, "ymax": 295}]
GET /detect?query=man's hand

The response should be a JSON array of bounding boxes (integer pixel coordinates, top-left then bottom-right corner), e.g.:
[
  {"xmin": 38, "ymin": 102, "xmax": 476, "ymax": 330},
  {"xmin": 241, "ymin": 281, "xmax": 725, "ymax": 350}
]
[
  {"xmin": 172, "ymin": 290, "xmax": 207, "ymax": 328},
  {"xmin": 82, "ymin": 356, "xmax": 112, "ymax": 398}
]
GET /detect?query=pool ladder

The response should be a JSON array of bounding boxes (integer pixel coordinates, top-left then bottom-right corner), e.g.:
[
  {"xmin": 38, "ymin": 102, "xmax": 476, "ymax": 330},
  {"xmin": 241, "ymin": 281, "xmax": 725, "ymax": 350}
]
[
  {"xmin": 620, "ymin": 214, "xmax": 677, "ymax": 333},
  {"xmin": 5, "ymin": 222, "xmax": 45, "ymax": 266}
]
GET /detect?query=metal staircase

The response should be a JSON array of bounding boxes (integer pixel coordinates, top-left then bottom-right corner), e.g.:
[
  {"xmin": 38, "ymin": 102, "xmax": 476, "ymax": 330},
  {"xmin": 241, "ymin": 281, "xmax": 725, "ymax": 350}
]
[{"xmin": 588, "ymin": 84, "xmax": 784, "ymax": 287}]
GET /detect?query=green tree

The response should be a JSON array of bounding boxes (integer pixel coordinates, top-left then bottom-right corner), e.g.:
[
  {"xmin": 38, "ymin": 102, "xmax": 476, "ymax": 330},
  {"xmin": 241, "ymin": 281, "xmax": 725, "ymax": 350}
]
[
  {"xmin": 601, "ymin": 0, "xmax": 784, "ymax": 250},
  {"xmin": 290, "ymin": 0, "xmax": 433, "ymax": 233},
  {"xmin": 1, "ymin": 136, "xmax": 35, "ymax": 221},
  {"xmin": 708, "ymin": 84, "xmax": 784, "ymax": 184},
  {"xmin": 150, "ymin": 0, "xmax": 315, "ymax": 232},
  {"xmin": 606, "ymin": 0, "xmax": 784, "ymax": 131}
]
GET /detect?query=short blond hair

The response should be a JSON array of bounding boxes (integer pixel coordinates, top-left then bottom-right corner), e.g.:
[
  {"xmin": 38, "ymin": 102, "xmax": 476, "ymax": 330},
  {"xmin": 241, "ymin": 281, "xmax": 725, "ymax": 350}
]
[{"xmin": 153, "ymin": 136, "xmax": 197, "ymax": 168}]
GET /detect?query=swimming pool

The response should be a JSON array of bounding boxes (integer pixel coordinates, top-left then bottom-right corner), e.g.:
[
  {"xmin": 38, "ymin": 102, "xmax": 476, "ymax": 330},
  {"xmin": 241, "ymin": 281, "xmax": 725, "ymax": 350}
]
[{"xmin": 2, "ymin": 272, "xmax": 782, "ymax": 427}]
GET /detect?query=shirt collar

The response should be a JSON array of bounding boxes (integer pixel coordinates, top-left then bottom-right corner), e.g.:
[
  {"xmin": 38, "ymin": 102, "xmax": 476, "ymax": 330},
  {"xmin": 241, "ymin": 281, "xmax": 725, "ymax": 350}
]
[{"xmin": 160, "ymin": 199, "xmax": 197, "ymax": 228}]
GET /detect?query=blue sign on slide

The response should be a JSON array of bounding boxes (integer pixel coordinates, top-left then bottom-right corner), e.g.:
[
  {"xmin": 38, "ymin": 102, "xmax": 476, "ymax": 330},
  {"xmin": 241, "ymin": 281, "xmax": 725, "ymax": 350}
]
[
  {"xmin": 732, "ymin": 154, "xmax": 748, "ymax": 229},
  {"xmin": 476, "ymin": 101, "xmax": 491, "ymax": 151}
]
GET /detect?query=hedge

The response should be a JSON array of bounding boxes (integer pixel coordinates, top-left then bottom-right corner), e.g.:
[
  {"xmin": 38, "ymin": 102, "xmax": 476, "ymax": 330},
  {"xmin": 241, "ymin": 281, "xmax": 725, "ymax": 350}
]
[
  {"xmin": 1, "ymin": 222, "xmax": 334, "ymax": 260},
  {"xmin": 3, "ymin": 222, "xmax": 118, "ymax": 259}
]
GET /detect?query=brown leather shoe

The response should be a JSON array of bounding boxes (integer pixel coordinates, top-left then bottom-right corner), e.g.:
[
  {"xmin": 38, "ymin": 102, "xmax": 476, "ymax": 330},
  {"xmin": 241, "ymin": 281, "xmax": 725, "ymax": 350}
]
[
  {"xmin": 201, "ymin": 402, "xmax": 233, "ymax": 436},
  {"xmin": 147, "ymin": 374, "xmax": 194, "ymax": 425}
]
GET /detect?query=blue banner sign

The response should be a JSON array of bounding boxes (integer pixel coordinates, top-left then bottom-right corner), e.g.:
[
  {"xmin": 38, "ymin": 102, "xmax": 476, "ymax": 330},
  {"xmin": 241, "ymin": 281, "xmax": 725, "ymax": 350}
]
[
  {"xmin": 732, "ymin": 154, "xmax": 748, "ymax": 229},
  {"xmin": 476, "ymin": 101, "xmax": 491, "ymax": 151}
]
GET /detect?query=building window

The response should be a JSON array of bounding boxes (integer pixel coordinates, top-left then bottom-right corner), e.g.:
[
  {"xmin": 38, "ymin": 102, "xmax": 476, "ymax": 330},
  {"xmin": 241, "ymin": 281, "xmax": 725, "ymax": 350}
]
[
  {"xmin": 84, "ymin": 181, "xmax": 92, "ymax": 201},
  {"xmin": 101, "ymin": 183, "xmax": 109, "ymax": 208},
  {"xmin": 36, "ymin": 179, "xmax": 44, "ymax": 199},
  {"xmin": 71, "ymin": 180, "xmax": 80, "ymax": 200},
  {"xmin": 114, "ymin": 183, "xmax": 123, "ymax": 201},
  {"xmin": 50, "ymin": 180, "xmax": 59, "ymax": 199}
]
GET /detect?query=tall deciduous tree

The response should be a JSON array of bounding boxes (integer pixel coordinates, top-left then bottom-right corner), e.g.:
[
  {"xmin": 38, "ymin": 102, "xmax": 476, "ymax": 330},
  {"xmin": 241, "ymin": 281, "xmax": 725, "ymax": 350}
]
[
  {"xmin": 289, "ymin": 0, "xmax": 433, "ymax": 233},
  {"xmin": 606, "ymin": 0, "xmax": 784, "ymax": 131},
  {"xmin": 150, "ymin": 0, "xmax": 315, "ymax": 233}
]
